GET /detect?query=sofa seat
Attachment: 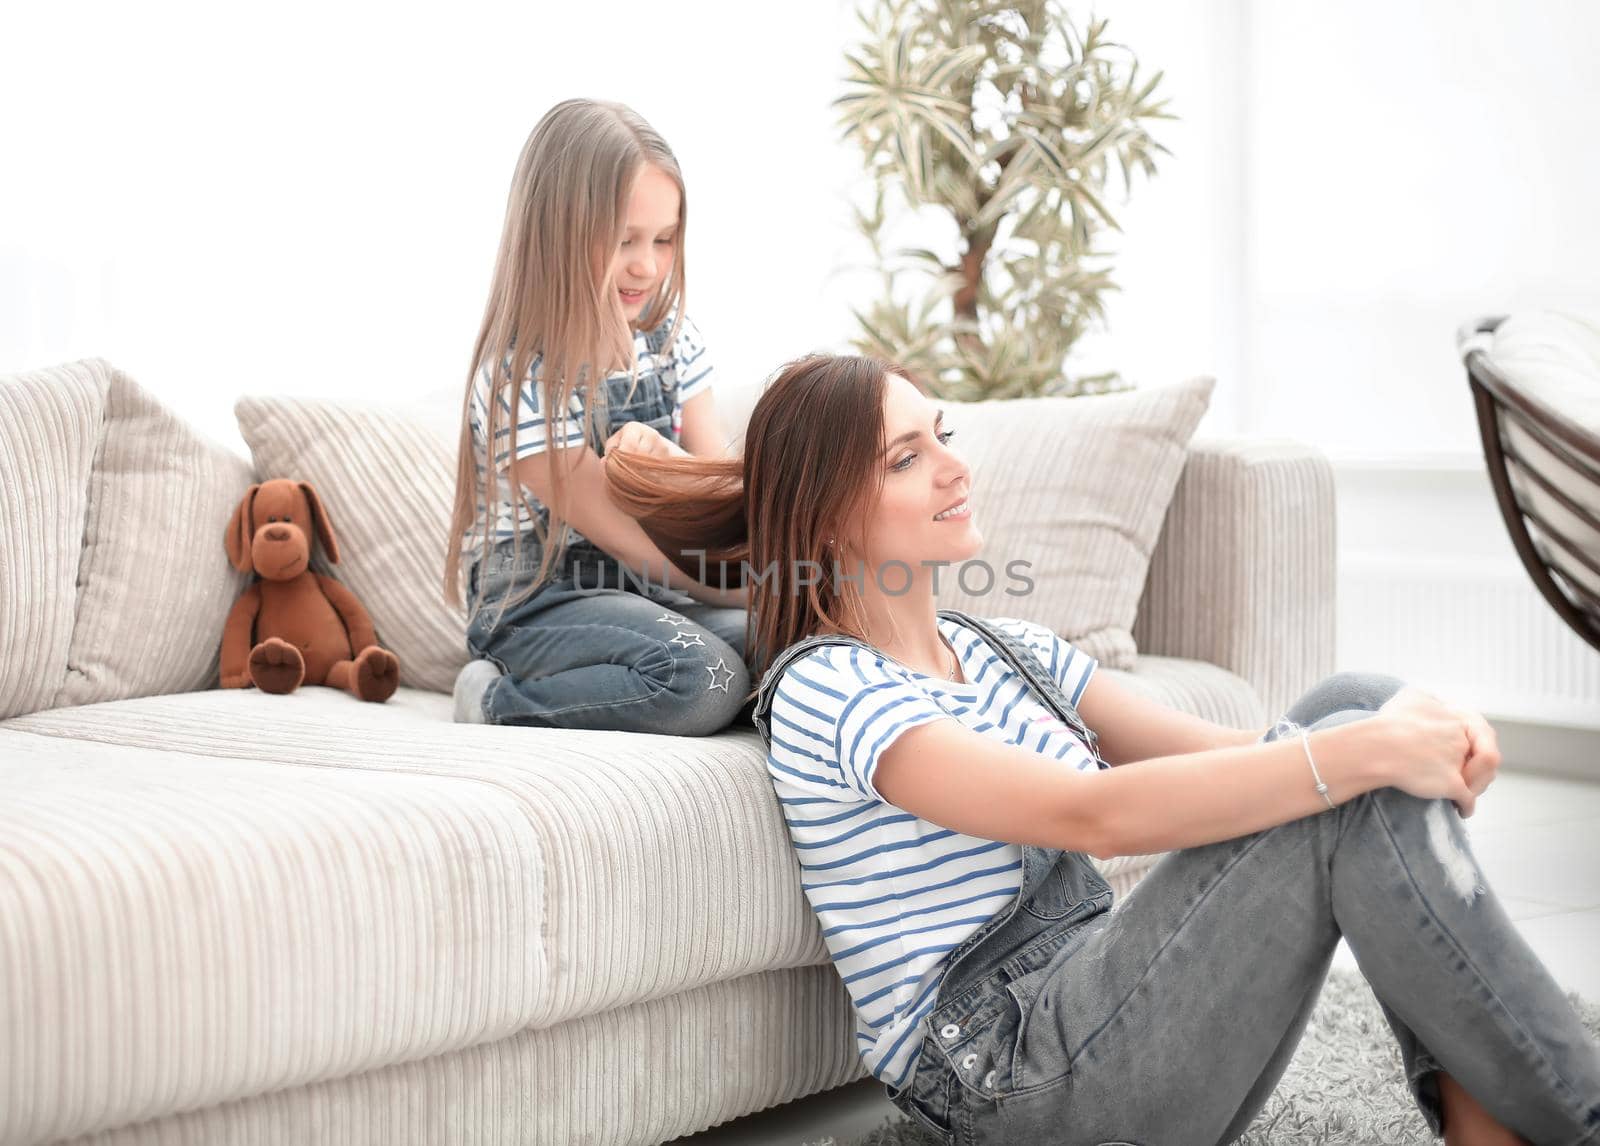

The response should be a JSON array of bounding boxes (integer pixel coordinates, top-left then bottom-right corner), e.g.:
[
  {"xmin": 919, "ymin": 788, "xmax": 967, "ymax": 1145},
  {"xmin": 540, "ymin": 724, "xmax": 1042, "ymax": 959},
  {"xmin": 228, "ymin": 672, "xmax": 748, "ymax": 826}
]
[
  {"xmin": 1, "ymin": 652, "xmax": 1259, "ymax": 1145},
  {"xmin": 2, "ymin": 688, "xmax": 819, "ymax": 1145}
]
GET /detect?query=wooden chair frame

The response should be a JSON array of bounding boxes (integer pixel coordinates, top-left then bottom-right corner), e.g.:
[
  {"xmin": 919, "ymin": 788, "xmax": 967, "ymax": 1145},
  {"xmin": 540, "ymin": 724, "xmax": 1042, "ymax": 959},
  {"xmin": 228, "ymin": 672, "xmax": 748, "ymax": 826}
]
[{"xmin": 1461, "ymin": 314, "xmax": 1600, "ymax": 656}]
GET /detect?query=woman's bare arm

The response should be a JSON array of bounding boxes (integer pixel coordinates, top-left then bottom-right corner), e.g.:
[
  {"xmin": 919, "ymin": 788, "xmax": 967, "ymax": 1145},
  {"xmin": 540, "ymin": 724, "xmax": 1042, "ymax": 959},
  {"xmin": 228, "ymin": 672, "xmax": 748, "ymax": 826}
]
[
  {"xmin": 1074, "ymin": 672, "xmax": 1265, "ymax": 764},
  {"xmin": 872, "ymin": 717, "xmax": 1395, "ymax": 859}
]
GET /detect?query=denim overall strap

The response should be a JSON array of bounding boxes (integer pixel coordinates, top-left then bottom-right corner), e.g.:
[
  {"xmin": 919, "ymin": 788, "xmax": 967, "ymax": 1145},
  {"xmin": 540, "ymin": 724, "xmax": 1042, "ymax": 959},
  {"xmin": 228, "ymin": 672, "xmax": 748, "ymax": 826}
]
[
  {"xmin": 748, "ymin": 632, "xmax": 875, "ymax": 750},
  {"xmin": 923, "ymin": 607, "xmax": 1111, "ymax": 971},
  {"xmin": 934, "ymin": 608, "xmax": 1107, "ymax": 769},
  {"xmin": 912, "ymin": 610, "xmax": 1114, "ymax": 1107}
]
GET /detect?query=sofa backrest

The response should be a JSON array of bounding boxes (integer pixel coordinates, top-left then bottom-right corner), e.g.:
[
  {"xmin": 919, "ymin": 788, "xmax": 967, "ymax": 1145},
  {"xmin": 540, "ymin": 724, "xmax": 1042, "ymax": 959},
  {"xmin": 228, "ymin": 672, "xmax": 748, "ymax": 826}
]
[
  {"xmin": 0, "ymin": 356, "xmax": 1224, "ymax": 715},
  {"xmin": 234, "ymin": 371, "xmax": 1212, "ymax": 689}
]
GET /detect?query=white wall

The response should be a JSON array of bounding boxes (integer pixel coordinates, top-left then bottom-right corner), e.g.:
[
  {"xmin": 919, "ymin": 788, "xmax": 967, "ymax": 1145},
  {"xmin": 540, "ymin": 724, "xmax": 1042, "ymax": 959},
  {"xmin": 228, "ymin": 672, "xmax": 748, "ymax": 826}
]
[
  {"xmin": 1076, "ymin": 1, "xmax": 1600, "ymax": 733},
  {"xmin": 14, "ymin": 1, "xmax": 1595, "ymax": 456},
  {"xmin": 1, "ymin": 0, "xmax": 869, "ymax": 453}
]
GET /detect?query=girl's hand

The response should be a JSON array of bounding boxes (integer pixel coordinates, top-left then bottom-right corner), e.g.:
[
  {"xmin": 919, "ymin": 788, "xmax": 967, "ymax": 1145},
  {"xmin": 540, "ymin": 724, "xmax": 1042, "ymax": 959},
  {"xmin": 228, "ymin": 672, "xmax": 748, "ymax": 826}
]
[
  {"xmin": 1373, "ymin": 686, "xmax": 1479, "ymax": 816},
  {"xmin": 605, "ymin": 421, "xmax": 689, "ymax": 460}
]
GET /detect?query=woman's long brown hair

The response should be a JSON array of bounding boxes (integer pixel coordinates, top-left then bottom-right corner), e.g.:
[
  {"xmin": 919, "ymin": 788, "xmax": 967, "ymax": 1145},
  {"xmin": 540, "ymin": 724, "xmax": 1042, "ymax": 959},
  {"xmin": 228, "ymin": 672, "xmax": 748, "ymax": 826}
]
[{"xmin": 606, "ymin": 353, "xmax": 907, "ymax": 697}]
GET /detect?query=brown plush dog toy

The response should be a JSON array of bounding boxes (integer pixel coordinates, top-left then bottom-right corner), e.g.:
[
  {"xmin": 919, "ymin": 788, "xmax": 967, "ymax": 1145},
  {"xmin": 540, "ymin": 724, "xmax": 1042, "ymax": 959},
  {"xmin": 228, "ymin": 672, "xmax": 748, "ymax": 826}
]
[{"xmin": 220, "ymin": 478, "xmax": 399, "ymax": 702}]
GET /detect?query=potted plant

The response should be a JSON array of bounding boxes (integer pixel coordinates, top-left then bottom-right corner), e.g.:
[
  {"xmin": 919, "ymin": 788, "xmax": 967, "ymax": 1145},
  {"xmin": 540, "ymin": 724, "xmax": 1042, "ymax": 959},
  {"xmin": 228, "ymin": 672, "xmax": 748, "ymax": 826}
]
[{"xmin": 836, "ymin": 0, "xmax": 1173, "ymax": 399}]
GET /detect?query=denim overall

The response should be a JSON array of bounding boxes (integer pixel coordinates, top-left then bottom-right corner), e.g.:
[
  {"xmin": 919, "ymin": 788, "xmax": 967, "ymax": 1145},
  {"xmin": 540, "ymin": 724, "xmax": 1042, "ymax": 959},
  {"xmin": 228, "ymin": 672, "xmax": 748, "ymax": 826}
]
[
  {"xmin": 750, "ymin": 608, "xmax": 1117, "ymax": 1137},
  {"xmin": 473, "ymin": 362, "xmax": 677, "ymax": 578},
  {"xmin": 465, "ymin": 364, "xmax": 753, "ymax": 733}
]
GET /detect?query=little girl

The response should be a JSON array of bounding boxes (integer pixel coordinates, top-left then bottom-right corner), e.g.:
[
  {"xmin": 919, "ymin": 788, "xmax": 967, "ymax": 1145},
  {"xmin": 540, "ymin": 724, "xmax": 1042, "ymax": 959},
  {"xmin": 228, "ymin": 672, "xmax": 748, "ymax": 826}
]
[{"xmin": 443, "ymin": 99, "xmax": 752, "ymax": 735}]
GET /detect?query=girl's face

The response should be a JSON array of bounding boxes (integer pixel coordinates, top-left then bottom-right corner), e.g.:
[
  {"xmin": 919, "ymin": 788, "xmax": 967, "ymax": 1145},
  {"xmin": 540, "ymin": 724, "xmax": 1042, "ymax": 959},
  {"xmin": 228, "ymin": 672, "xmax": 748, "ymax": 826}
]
[
  {"xmin": 611, "ymin": 164, "xmax": 680, "ymax": 324},
  {"xmin": 849, "ymin": 372, "xmax": 981, "ymax": 572}
]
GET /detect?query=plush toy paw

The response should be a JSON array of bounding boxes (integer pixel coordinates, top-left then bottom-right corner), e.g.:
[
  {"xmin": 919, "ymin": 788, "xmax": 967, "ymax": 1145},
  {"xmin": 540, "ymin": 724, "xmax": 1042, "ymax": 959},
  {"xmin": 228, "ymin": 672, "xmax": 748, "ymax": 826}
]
[
  {"xmin": 352, "ymin": 645, "xmax": 399, "ymax": 703},
  {"xmin": 249, "ymin": 637, "xmax": 305, "ymax": 694}
]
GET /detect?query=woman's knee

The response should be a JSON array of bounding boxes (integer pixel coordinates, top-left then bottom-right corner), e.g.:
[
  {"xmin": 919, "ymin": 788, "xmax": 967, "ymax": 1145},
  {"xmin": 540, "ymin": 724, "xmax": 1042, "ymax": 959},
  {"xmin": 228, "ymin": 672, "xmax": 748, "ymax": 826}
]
[{"xmin": 1282, "ymin": 670, "xmax": 1407, "ymax": 727}]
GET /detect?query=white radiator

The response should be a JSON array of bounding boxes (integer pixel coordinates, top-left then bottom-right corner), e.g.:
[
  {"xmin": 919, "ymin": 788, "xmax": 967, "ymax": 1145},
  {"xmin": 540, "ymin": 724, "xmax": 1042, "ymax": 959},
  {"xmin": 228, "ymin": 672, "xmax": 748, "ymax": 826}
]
[{"xmin": 1337, "ymin": 555, "xmax": 1600, "ymax": 729}]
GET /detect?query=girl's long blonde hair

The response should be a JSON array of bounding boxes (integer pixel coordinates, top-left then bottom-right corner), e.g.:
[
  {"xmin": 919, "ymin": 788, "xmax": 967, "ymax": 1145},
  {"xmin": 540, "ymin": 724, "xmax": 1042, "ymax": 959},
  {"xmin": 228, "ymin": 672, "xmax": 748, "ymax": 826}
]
[{"xmin": 444, "ymin": 99, "xmax": 688, "ymax": 614}]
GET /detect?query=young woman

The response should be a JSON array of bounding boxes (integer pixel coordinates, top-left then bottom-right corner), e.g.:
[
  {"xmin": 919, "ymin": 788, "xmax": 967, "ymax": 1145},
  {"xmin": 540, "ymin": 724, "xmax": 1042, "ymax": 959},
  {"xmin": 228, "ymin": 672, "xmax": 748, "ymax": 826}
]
[
  {"xmin": 443, "ymin": 99, "xmax": 753, "ymax": 735},
  {"xmin": 604, "ymin": 353, "xmax": 1600, "ymax": 1145}
]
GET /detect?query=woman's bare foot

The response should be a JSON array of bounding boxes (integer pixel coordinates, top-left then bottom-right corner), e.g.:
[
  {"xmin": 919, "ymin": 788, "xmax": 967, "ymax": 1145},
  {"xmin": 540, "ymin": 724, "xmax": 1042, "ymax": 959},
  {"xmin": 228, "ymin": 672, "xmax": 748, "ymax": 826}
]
[{"xmin": 1437, "ymin": 1070, "xmax": 1529, "ymax": 1145}]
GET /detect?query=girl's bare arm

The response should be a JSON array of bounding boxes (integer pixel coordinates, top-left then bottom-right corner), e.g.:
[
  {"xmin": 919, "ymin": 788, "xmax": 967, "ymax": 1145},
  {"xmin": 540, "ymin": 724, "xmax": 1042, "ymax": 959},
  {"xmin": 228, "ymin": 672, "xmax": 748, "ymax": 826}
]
[
  {"xmin": 677, "ymin": 389, "xmax": 735, "ymax": 458},
  {"xmin": 512, "ymin": 445, "xmax": 745, "ymax": 607}
]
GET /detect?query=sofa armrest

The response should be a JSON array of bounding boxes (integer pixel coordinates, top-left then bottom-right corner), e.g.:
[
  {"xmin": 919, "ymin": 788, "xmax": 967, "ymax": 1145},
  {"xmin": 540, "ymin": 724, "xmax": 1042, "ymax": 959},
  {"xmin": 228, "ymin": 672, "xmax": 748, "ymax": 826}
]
[{"xmin": 1132, "ymin": 438, "xmax": 1336, "ymax": 720}]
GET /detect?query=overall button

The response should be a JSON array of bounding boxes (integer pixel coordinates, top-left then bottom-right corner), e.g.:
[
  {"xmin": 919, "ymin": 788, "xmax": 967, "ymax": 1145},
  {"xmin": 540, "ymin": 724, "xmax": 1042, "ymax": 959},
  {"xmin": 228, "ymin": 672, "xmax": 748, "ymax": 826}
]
[
  {"xmin": 961, "ymin": 1053, "xmax": 978, "ymax": 1070},
  {"xmin": 984, "ymin": 1070, "xmax": 996, "ymax": 1089},
  {"xmin": 940, "ymin": 1023, "xmax": 961, "ymax": 1040}
]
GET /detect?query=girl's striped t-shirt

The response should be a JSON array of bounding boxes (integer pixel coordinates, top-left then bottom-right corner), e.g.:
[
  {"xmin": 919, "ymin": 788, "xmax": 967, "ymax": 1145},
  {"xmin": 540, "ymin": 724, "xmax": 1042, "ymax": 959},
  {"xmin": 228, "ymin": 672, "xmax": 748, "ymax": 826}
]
[
  {"xmin": 463, "ymin": 313, "xmax": 714, "ymax": 558},
  {"xmin": 764, "ymin": 614, "xmax": 1102, "ymax": 1090}
]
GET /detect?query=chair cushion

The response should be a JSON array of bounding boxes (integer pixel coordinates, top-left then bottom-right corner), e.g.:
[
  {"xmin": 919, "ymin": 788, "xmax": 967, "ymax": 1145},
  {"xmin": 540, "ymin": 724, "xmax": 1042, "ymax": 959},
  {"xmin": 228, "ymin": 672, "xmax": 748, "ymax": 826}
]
[
  {"xmin": 1490, "ymin": 312, "xmax": 1600, "ymax": 601},
  {"xmin": 1493, "ymin": 311, "xmax": 1600, "ymax": 433}
]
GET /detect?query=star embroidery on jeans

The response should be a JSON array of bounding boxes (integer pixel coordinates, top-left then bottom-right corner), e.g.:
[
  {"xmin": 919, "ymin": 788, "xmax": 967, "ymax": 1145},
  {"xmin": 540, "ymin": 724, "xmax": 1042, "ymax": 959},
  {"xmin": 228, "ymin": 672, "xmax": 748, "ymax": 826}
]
[
  {"xmin": 670, "ymin": 630, "xmax": 706, "ymax": 649},
  {"xmin": 705, "ymin": 658, "xmax": 736, "ymax": 693},
  {"xmin": 655, "ymin": 613, "xmax": 692, "ymax": 627}
]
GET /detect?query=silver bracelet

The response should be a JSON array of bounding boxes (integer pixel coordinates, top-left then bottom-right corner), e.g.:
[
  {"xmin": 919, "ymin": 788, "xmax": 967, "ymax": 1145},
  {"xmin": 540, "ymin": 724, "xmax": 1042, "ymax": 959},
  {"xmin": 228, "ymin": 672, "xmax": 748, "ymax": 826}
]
[{"xmin": 1276, "ymin": 718, "xmax": 1336, "ymax": 811}]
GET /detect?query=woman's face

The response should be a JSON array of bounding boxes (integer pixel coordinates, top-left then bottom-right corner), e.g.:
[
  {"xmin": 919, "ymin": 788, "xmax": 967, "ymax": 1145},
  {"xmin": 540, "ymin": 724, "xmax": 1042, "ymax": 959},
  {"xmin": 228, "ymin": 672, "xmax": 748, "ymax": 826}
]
[{"xmin": 848, "ymin": 372, "xmax": 981, "ymax": 573}]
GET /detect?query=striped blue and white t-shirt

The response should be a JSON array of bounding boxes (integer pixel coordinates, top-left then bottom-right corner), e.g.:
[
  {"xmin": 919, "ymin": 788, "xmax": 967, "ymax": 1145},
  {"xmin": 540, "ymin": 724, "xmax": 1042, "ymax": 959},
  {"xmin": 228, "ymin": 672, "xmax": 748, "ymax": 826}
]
[
  {"xmin": 463, "ymin": 314, "xmax": 714, "ymax": 557},
  {"xmin": 765, "ymin": 615, "xmax": 1102, "ymax": 1090}
]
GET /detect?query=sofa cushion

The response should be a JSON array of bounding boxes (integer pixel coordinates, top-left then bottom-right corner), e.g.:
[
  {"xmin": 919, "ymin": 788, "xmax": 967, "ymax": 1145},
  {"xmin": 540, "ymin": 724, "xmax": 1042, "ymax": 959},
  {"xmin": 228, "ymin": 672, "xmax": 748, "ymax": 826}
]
[
  {"xmin": 1103, "ymin": 652, "xmax": 1267, "ymax": 731},
  {"xmin": 235, "ymin": 395, "xmax": 466, "ymax": 693},
  {"xmin": 233, "ymin": 376, "xmax": 1211, "ymax": 692},
  {"xmin": 0, "ymin": 709, "xmax": 548, "ymax": 1144},
  {"xmin": 0, "ymin": 359, "xmax": 255, "ymax": 719},
  {"xmin": 0, "ymin": 360, "xmax": 107, "ymax": 718},
  {"xmin": 58, "ymin": 363, "xmax": 255, "ymax": 707},
  {"xmin": 933, "ymin": 376, "xmax": 1215, "ymax": 669},
  {"xmin": 0, "ymin": 687, "xmax": 827, "ymax": 1141}
]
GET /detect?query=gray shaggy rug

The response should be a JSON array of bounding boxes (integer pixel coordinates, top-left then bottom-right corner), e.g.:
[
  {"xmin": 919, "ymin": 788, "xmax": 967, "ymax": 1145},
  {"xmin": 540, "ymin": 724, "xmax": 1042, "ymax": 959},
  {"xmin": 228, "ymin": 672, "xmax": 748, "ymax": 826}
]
[{"xmin": 814, "ymin": 966, "xmax": 1600, "ymax": 1145}]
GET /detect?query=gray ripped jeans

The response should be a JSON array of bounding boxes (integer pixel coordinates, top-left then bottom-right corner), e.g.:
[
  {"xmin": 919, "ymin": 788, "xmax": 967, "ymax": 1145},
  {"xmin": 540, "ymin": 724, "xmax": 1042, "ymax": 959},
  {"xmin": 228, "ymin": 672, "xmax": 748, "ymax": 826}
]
[{"xmin": 888, "ymin": 672, "xmax": 1600, "ymax": 1144}]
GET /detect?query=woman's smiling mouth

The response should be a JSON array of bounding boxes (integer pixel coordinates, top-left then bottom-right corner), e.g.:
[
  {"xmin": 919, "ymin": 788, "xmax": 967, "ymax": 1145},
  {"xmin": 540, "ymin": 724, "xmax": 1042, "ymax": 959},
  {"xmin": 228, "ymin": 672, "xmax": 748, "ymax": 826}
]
[{"xmin": 933, "ymin": 499, "xmax": 970, "ymax": 522}]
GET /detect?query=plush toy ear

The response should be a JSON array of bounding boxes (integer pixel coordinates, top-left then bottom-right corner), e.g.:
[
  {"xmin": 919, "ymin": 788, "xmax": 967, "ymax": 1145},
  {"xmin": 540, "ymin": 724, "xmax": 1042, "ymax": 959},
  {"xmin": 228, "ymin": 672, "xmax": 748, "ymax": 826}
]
[
  {"xmin": 299, "ymin": 481, "xmax": 341, "ymax": 565},
  {"xmin": 224, "ymin": 484, "xmax": 261, "ymax": 573}
]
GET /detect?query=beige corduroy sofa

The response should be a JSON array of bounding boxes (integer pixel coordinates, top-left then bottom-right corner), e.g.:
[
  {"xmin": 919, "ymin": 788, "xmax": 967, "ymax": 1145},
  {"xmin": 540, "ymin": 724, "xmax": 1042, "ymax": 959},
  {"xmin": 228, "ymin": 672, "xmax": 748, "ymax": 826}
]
[{"xmin": 0, "ymin": 359, "xmax": 1335, "ymax": 1146}]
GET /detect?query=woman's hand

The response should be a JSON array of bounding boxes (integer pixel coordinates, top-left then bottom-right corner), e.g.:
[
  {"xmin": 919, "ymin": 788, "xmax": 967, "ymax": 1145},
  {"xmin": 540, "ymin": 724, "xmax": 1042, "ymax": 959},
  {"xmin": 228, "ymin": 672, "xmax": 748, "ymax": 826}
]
[
  {"xmin": 1372, "ymin": 686, "xmax": 1487, "ymax": 817},
  {"xmin": 605, "ymin": 421, "xmax": 689, "ymax": 460},
  {"xmin": 1453, "ymin": 702, "xmax": 1503, "ymax": 804}
]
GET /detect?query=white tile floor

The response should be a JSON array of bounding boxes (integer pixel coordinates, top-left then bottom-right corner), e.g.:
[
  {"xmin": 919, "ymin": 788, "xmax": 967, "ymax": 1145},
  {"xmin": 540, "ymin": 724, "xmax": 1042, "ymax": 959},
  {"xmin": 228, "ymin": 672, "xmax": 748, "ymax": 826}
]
[{"xmin": 678, "ymin": 768, "xmax": 1600, "ymax": 1145}]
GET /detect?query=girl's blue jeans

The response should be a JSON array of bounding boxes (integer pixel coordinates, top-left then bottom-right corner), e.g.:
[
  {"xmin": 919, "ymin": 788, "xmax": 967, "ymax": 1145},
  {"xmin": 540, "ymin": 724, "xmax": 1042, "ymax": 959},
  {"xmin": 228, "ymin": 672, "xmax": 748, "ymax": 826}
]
[
  {"xmin": 888, "ymin": 672, "xmax": 1600, "ymax": 1145},
  {"xmin": 465, "ymin": 534, "xmax": 753, "ymax": 735}
]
